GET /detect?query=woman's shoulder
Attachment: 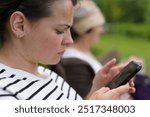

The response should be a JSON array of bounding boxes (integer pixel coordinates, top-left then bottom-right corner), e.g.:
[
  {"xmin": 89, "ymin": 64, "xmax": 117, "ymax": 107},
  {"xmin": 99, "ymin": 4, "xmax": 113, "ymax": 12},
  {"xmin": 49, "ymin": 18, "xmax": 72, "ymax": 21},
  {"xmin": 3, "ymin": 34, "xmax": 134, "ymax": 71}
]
[{"xmin": 0, "ymin": 64, "xmax": 82, "ymax": 100}]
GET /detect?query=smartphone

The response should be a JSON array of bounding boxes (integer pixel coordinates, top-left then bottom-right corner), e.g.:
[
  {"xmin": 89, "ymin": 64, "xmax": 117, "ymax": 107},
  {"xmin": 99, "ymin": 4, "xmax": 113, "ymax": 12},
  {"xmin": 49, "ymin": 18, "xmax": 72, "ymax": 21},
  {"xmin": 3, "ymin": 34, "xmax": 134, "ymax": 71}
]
[{"xmin": 106, "ymin": 61, "xmax": 142, "ymax": 89}]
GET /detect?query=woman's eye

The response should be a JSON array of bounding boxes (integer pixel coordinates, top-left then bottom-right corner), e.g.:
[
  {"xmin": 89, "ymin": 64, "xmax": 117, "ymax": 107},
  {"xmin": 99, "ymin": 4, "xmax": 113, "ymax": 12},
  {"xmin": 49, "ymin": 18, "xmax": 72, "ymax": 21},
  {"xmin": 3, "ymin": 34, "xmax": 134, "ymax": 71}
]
[{"xmin": 56, "ymin": 30, "xmax": 65, "ymax": 34}]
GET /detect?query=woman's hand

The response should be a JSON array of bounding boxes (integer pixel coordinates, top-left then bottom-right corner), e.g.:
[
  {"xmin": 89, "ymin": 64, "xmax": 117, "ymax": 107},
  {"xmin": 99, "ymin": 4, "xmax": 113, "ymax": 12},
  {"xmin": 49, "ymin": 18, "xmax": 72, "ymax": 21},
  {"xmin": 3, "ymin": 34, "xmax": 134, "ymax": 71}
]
[
  {"xmin": 90, "ymin": 58, "xmax": 124, "ymax": 93},
  {"xmin": 88, "ymin": 84, "xmax": 130, "ymax": 100},
  {"xmin": 86, "ymin": 57, "xmax": 143, "ymax": 99},
  {"xmin": 91, "ymin": 57, "xmax": 142, "ymax": 93}
]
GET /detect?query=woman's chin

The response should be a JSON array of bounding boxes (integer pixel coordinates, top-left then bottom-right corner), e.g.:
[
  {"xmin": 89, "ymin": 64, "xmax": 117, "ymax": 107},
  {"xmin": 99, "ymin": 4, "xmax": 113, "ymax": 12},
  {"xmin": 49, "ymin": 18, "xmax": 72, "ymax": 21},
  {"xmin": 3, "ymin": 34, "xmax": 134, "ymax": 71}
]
[
  {"xmin": 50, "ymin": 58, "xmax": 61, "ymax": 65},
  {"xmin": 39, "ymin": 58, "xmax": 60, "ymax": 65}
]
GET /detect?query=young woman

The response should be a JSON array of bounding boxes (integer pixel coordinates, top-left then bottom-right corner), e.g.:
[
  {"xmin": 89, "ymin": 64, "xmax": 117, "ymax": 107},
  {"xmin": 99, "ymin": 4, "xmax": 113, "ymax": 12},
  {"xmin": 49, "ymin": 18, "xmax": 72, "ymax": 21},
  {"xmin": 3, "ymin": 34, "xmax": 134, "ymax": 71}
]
[
  {"xmin": 51, "ymin": 0, "xmax": 105, "ymax": 98},
  {"xmin": 0, "ymin": 0, "xmax": 135, "ymax": 100}
]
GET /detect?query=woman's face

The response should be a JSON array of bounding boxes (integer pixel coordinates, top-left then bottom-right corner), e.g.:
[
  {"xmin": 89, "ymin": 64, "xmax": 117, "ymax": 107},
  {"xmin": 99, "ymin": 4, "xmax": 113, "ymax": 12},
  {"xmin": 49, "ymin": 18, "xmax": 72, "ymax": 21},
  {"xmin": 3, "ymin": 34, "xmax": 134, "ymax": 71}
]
[
  {"xmin": 22, "ymin": 0, "xmax": 74, "ymax": 65},
  {"xmin": 88, "ymin": 26, "xmax": 104, "ymax": 45}
]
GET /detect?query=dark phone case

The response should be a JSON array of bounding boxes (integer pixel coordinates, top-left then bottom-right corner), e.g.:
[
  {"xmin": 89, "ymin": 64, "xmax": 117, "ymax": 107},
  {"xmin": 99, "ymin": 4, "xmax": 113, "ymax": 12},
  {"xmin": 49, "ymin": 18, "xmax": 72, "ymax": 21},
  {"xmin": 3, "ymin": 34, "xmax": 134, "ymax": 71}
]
[{"xmin": 106, "ymin": 61, "xmax": 142, "ymax": 89}]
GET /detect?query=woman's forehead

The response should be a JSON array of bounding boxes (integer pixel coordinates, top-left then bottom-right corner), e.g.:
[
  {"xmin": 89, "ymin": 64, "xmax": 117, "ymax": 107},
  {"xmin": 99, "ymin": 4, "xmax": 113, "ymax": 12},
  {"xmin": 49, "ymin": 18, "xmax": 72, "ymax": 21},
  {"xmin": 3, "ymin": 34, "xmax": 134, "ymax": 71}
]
[{"xmin": 49, "ymin": 1, "xmax": 74, "ymax": 25}]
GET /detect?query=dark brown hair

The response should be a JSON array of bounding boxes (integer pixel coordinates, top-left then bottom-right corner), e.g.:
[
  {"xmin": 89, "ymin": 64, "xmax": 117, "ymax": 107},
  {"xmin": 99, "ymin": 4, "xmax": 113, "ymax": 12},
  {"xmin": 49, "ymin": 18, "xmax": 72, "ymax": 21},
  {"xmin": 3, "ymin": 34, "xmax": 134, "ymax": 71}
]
[{"xmin": 0, "ymin": 0, "xmax": 77, "ymax": 44}]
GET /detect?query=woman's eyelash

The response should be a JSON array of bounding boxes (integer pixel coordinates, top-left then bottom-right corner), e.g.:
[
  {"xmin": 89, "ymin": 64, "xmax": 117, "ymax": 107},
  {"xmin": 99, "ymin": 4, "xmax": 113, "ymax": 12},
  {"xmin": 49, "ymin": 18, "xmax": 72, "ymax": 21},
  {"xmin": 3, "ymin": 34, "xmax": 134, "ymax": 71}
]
[
  {"xmin": 56, "ymin": 29, "xmax": 65, "ymax": 34},
  {"xmin": 56, "ymin": 30, "xmax": 65, "ymax": 34}
]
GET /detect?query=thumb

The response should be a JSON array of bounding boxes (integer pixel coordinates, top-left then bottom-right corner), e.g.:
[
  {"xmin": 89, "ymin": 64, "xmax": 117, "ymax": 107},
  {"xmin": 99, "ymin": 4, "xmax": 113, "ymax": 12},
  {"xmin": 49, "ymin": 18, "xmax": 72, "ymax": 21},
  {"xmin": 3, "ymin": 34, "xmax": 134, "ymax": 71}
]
[
  {"xmin": 102, "ymin": 58, "xmax": 117, "ymax": 74},
  {"xmin": 112, "ymin": 84, "xmax": 129, "ymax": 96}
]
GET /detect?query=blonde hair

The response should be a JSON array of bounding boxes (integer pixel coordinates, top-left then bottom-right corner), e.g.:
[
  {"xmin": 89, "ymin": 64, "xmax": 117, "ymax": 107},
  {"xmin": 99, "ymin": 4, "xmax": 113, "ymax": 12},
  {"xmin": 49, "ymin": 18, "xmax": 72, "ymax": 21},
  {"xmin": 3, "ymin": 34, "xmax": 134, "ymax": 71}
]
[{"xmin": 73, "ymin": 0, "xmax": 105, "ymax": 34}]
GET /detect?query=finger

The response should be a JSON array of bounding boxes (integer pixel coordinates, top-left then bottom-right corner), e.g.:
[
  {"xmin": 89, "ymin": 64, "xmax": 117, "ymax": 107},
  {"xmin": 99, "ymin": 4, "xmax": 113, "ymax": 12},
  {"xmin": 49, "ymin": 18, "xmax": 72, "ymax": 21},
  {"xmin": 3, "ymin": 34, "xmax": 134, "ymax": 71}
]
[
  {"xmin": 129, "ymin": 87, "xmax": 136, "ymax": 93},
  {"xmin": 96, "ymin": 87, "xmax": 110, "ymax": 95},
  {"xmin": 127, "ymin": 80, "xmax": 135, "ymax": 94},
  {"xmin": 109, "ymin": 64, "xmax": 124, "ymax": 77},
  {"xmin": 107, "ymin": 64, "xmax": 126, "ymax": 80},
  {"xmin": 129, "ymin": 80, "xmax": 135, "ymax": 87},
  {"xmin": 112, "ymin": 85, "xmax": 129, "ymax": 96},
  {"xmin": 102, "ymin": 58, "xmax": 117, "ymax": 74}
]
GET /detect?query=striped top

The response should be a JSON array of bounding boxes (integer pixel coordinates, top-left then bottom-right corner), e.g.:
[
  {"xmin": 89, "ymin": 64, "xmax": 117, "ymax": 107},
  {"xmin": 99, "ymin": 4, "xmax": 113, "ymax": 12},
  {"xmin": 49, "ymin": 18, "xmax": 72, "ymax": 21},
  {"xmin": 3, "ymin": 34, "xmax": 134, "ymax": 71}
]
[{"xmin": 0, "ymin": 64, "xmax": 82, "ymax": 100}]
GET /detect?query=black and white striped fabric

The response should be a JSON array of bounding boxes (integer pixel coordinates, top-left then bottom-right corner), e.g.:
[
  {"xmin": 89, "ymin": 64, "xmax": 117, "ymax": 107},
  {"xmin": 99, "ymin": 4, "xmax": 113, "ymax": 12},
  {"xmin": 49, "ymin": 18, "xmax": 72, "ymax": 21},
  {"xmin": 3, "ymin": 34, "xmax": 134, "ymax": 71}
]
[{"xmin": 0, "ymin": 64, "xmax": 82, "ymax": 100}]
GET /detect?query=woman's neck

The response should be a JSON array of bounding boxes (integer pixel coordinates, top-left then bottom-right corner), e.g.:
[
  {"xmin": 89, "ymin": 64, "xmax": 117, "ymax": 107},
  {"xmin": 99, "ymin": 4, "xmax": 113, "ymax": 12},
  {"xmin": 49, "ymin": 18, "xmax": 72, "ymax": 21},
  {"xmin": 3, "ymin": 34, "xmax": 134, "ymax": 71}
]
[{"xmin": 0, "ymin": 44, "xmax": 40, "ymax": 77}]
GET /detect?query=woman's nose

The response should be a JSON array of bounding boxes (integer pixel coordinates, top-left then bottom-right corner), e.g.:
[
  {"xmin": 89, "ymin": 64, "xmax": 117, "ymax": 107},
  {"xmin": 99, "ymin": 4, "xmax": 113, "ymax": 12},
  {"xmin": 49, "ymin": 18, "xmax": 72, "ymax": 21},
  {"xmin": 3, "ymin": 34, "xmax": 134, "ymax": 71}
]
[{"xmin": 63, "ymin": 31, "xmax": 74, "ymax": 45}]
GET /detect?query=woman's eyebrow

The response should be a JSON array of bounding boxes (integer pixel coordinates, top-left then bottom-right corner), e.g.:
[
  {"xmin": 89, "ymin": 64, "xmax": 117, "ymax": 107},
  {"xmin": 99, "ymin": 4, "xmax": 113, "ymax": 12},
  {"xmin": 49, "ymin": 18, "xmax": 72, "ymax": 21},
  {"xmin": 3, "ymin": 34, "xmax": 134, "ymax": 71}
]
[{"xmin": 57, "ymin": 24, "xmax": 71, "ymax": 29}]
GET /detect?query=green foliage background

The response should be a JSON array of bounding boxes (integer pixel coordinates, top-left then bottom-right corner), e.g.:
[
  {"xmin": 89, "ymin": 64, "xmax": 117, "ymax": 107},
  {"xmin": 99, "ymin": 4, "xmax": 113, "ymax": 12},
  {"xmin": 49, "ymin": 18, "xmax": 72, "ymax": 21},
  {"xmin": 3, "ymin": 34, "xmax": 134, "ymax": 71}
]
[
  {"xmin": 92, "ymin": 0, "xmax": 150, "ymax": 75},
  {"xmin": 93, "ymin": 0, "xmax": 148, "ymax": 23}
]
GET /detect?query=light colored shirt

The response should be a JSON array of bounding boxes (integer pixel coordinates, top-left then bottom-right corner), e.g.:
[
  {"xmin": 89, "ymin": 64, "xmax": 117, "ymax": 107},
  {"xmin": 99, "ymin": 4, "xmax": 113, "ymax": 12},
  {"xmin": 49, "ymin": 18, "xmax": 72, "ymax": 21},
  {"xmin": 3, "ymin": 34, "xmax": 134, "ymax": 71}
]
[
  {"xmin": 63, "ymin": 47, "xmax": 102, "ymax": 73},
  {"xmin": 0, "ymin": 64, "xmax": 82, "ymax": 100}
]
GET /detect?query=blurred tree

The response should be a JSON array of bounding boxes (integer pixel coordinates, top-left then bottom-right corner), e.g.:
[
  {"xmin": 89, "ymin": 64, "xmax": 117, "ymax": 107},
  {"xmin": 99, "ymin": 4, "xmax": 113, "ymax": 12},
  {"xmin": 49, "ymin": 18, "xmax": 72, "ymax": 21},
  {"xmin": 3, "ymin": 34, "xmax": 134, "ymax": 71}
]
[
  {"xmin": 93, "ymin": 0, "xmax": 147, "ymax": 23},
  {"xmin": 118, "ymin": 0, "xmax": 147, "ymax": 23},
  {"xmin": 145, "ymin": 0, "xmax": 150, "ymax": 23},
  {"xmin": 93, "ymin": 0, "xmax": 122, "ymax": 22}
]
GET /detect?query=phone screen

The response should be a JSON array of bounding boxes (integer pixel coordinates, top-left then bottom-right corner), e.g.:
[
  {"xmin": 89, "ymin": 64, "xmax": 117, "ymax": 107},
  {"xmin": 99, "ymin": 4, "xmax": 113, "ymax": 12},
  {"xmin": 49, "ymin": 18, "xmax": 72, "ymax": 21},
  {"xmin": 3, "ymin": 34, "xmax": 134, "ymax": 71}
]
[{"xmin": 106, "ymin": 61, "xmax": 142, "ymax": 89}]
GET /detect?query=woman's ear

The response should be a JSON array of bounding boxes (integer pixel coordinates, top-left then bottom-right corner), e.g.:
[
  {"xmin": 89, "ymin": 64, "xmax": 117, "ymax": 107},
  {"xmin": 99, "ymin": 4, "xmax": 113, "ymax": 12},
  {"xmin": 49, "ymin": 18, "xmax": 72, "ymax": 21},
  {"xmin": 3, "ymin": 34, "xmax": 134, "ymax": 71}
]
[{"xmin": 9, "ymin": 11, "xmax": 26, "ymax": 38}]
